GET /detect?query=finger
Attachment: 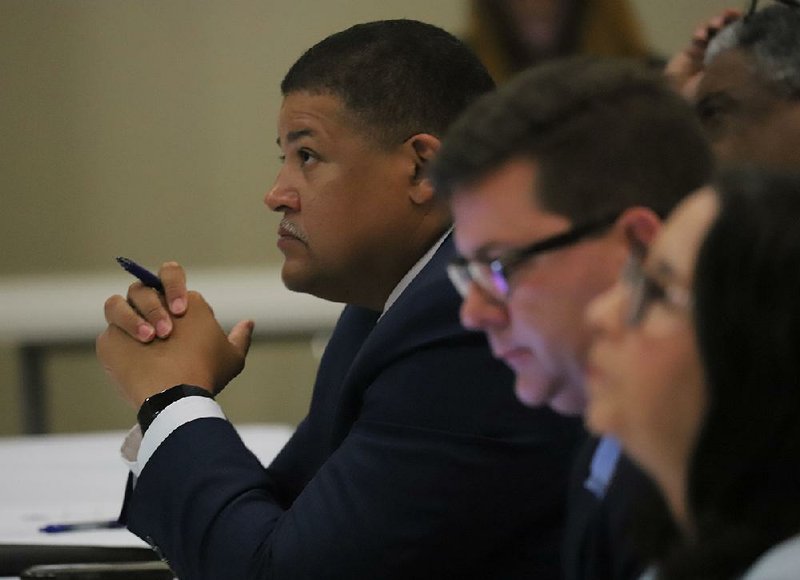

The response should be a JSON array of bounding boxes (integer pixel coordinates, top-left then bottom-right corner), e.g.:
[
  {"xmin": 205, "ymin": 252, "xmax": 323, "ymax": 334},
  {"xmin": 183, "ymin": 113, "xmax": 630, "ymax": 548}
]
[
  {"xmin": 686, "ymin": 40, "xmax": 707, "ymax": 61},
  {"xmin": 95, "ymin": 327, "xmax": 142, "ymax": 408},
  {"xmin": 95, "ymin": 328, "xmax": 109, "ymax": 363},
  {"xmin": 228, "ymin": 319, "xmax": 255, "ymax": 357},
  {"xmin": 692, "ymin": 24, "xmax": 709, "ymax": 44},
  {"xmin": 705, "ymin": 9, "xmax": 743, "ymax": 41},
  {"xmin": 721, "ymin": 8, "xmax": 742, "ymax": 24},
  {"xmin": 127, "ymin": 281, "xmax": 172, "ymax": 339},
  {"xmin": 708, "ymin": 14, "xmax": 727, "ymax": 30},
  {"xmin": 159, "ymin": 261, "xmax": 188, "ymax": 316},
  {"xmin": 104, "ymin": 294, "xmax": 156, "ymax": 342}
]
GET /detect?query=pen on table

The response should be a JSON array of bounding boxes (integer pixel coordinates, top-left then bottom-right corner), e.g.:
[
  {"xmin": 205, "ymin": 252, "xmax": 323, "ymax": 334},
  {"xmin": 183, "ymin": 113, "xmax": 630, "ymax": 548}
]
[
  {"xmin": 115, "ymin": 256, "xmax": 165, "ymax": 294},
  {"xmin": 40, "ymin": 519, "xmax": 125, "ymax": 534}
]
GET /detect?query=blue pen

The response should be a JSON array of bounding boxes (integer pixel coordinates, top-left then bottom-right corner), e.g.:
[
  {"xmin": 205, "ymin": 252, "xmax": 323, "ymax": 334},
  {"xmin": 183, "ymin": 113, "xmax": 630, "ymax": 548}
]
[
  {"xmin": 116, "ymin": 256, "xmax": 165, "ymax": 294},
  {"xmin": 40, "ymin": 519, "xmax": 125, "ymax": 534}
]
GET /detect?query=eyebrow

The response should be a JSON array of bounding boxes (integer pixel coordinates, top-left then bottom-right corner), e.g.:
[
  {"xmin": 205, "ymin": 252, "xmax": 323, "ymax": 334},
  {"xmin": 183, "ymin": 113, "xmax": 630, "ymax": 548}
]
[{"xmin": 276, "ymin": 128, "xmax": 314, "ymax": 147}]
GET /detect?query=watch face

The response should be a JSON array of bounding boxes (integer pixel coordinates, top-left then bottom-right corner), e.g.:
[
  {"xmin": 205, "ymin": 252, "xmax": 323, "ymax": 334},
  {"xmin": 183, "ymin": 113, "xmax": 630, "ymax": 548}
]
[{"xmin": 137, "ymin": 385, "xmax": 214, "ymax": 433}]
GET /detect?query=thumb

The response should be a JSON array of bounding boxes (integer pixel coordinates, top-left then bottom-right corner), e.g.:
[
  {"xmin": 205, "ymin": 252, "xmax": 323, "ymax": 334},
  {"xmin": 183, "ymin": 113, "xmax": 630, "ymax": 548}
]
[{"xmin": 228, "ymin": 319, "xmax": 255, "ymax": 356}]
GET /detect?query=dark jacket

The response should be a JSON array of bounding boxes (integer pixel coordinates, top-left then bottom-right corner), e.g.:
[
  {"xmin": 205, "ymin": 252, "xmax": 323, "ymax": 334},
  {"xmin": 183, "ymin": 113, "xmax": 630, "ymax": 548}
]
[{"xmin": 125, "ymin": 235, "xmax": 586, "ymax": 579}]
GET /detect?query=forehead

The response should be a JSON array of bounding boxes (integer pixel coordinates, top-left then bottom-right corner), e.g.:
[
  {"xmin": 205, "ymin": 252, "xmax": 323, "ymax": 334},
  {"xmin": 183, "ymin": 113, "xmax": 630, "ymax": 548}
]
[
  {"xmin": 700, "ymin": 48, "xmax": 759, "ymax": 92},
  {"xmin": 698, "ymin": 48, "xmax": 783, "ymax": 110},
  {"xmin": 698, "ymin": 47, "xmax": 800, "ymax": 166},
  {"xmin": 277, "ymin": 91, "xmax": 364, "ymax": 145},
  {"xmin": 450, "ymin": 157, "xmax": 572, "ymax": 255},
  {"xmin": 650, "ymin": 188, "xmax": 719, "ymax": 284}
]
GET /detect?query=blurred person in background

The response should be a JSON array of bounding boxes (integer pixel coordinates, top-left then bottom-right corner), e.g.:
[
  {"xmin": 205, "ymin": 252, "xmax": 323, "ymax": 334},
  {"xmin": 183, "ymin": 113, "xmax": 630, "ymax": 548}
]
[{"xmin": 466, "ymin": 0, "xmax": 658, "ymax": 83}]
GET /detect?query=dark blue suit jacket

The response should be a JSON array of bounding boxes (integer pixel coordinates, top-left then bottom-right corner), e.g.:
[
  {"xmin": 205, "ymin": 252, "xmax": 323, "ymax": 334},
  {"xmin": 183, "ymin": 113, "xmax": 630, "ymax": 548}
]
[{"xmin": 124, "ymin": 235, "xmax": 586, "ymax": 579}]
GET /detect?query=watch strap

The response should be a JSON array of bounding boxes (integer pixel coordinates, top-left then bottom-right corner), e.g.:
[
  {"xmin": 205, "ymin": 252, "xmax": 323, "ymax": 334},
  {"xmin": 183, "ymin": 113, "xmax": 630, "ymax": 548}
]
[{"xmin": 137, "ymin": 384, "xmax": 214, "ymax": 434}]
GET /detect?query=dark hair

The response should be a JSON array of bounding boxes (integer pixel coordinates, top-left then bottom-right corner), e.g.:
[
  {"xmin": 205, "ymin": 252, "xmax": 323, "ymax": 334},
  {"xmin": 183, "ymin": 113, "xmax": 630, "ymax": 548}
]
[
  {"xmin": 658, "ymin": 169, "xmax": 800, "ymax": 578},
  {"xmin": 706, "ymin": 4, "xmax": 800, "ymax": 98},
  {"xmin": 429, "ymin": 57, "xmax": 713, "ymax": 223},
  {"xmin": 281, "ymin": 19, "xmax": 495, "ymax": 148}
]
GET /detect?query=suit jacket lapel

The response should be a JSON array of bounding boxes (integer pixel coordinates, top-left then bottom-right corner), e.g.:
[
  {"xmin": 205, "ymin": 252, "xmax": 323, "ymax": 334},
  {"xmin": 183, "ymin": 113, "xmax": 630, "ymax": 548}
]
[{"xmin": 317, "ymin": 304, "xmax": 380, "ymax": 394}]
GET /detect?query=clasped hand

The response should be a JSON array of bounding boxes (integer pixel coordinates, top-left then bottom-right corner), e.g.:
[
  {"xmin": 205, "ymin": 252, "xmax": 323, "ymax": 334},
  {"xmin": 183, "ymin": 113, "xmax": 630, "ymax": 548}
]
[{"xmin": 96, "ymin": 262, "xmax": 254, "ymax": 408}]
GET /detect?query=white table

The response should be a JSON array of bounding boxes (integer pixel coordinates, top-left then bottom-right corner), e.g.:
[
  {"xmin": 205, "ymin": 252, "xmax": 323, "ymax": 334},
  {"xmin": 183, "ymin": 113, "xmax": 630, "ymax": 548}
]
[
  {"xmin": 0, "ymin": 268, "xmax": 342, "ymax": 433},
  {"xmin": 0, "ymin": 424, "xmax": 294, "ymax": 576}
]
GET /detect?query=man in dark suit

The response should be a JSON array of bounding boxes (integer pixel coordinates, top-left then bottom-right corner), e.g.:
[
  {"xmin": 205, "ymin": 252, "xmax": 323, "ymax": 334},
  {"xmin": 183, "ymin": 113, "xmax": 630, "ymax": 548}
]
[
  {"xmin": 97, "ymin": 20, "xmax": 585, "ymax": 579},
  {"xmin": 428, "ymin": 57, "xmax": 713, "ymax": 579}
]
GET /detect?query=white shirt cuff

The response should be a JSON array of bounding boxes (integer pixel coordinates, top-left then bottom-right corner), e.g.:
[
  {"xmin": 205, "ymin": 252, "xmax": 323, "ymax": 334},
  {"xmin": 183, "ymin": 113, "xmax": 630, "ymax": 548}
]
[{"xmin": 120, "ymin": 396, "xmax": 226, "ymax": 478}]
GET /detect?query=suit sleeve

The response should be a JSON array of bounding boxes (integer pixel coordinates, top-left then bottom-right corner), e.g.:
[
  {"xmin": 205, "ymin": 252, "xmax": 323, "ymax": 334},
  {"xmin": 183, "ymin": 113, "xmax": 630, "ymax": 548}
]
[{"xmin": 126, "ymin": 337, "xmax": 584, "ymax": 580}]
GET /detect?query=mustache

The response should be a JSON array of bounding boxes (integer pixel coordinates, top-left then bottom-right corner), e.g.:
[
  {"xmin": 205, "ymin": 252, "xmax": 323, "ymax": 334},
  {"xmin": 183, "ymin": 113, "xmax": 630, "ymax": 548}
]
[{"xmin": 279, "ymin": 218, "xmax": 308, "ymax": 243}]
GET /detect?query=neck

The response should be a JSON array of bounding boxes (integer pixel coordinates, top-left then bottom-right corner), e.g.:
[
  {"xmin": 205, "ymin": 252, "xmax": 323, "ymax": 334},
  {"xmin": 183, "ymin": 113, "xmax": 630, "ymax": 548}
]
[
  {"xmin": 649, "ymin": 457, "xmax": 692, "ymax": 534},
  {"xmin": 358, "ymin": 221, "xmax": 449, "ymax": 311}
]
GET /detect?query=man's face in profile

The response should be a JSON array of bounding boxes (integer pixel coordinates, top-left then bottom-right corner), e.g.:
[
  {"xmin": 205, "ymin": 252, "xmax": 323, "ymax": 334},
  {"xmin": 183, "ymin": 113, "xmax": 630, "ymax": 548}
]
[
  {"xmin": 450, "ymin": 157, "xmax": 624, "ymax": 415},
  {"xmin": 266, "ymin": 91, "xmax": 417, "ymax": 306},
  {"xmin": 696, "ymin": 47, "xmax": 800, "ymax": 168}
]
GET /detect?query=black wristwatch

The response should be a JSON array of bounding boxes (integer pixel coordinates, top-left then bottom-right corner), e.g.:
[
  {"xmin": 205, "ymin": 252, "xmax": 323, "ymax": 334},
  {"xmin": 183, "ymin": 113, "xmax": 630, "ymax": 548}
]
[{"xmin": 137, "ymin": 384, "xmax": 215, "ymax": 434}]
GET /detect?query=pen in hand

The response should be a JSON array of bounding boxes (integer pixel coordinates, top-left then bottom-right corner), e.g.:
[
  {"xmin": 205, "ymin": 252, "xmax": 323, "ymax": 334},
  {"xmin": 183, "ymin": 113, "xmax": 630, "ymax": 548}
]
[
  {"xmin": 40, "ymin": 519, "xmax": 125, "ymax": 534},
  {"xmin": 116, "ymin": 256, "xmax": 165, "ymax": 294}
]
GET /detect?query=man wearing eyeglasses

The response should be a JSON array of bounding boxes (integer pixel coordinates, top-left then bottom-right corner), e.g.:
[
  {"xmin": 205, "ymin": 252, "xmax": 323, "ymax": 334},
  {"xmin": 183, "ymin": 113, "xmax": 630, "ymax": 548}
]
[
  {"xmin": 429, "ymin": 58, "xmax": 713, "ymax": 580},
  {"xmin": 666, "ymin": 1, "xmax": 800, "ymax": 169}
]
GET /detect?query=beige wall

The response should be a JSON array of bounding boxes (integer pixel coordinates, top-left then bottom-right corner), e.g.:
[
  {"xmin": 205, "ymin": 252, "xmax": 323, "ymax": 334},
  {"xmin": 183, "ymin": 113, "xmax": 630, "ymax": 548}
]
[
  {"xmin": 0, "ymin": 0, "xmax": 731, "ymax": 435},
  {"xmin": 634, "ymin": 0, "xmax": 733, "ymax": 55}
]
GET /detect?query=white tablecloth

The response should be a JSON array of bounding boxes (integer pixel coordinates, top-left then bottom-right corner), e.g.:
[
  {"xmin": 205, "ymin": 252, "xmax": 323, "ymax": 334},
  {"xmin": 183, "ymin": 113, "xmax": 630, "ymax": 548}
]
[{"xmin": 0, "ymin": 424, "xmax": 294, "ymax": 548}]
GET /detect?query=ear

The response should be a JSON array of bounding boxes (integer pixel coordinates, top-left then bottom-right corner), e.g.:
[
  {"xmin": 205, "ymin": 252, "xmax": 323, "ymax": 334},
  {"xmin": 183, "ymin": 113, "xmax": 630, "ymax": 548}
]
[
  {"xmin": 404, "ymin": 133, "xmax": 441, "ymax": 205},
  {"xmin": 614, "ymin": 206, "xmax": 663, "ymax": 251}
]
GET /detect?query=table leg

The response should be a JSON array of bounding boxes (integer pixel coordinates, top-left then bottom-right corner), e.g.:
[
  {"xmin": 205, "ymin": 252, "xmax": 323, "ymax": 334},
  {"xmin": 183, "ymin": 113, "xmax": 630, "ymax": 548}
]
[{"xmin": 19, "ymin": 345, "xmax": 47, "ymax": 434}]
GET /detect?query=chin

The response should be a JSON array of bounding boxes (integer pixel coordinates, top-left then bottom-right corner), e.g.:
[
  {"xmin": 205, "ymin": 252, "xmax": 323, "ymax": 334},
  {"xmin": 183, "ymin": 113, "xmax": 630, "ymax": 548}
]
[
  {"xmin": 281, "ymin": 264, "xmax": 347, "ymax": 304},
  {"xmin": 280, "ymin": 262, "xmax": 315, "ymax": 294},
  {"xmin": 549, "ymin": 387, "xmax": 587, "ymax": 417},
  {"xmin": 513, "ymin": 375, "xmax": 553, "ymax": 409},
  {"xmin": 583, "ymin": 401, "xmax": 615, "ymax": 437},
  {"xmin": 514, "ymin": 372, "xmax": 587, "ymax": 417}
]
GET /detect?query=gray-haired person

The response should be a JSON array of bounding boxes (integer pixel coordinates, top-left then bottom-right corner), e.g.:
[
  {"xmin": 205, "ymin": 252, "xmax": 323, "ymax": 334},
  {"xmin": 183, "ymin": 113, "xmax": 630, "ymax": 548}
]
[{"xmin": 667, "ymin": 2, "xmax": 800, "ymax": 168}]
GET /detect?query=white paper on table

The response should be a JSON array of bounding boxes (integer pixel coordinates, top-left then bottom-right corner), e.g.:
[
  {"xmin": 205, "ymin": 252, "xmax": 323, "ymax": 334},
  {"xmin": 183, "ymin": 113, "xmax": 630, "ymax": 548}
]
[{"xmin": 0, "ymin": 424, "xmax": 293, "ymax": 548}]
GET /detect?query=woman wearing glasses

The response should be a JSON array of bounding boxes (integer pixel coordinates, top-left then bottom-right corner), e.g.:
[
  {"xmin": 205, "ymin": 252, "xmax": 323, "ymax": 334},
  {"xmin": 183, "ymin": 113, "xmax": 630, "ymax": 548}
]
[{"xmin": 586, "ymin": 170, "xmax": 800, "ymax": 578}]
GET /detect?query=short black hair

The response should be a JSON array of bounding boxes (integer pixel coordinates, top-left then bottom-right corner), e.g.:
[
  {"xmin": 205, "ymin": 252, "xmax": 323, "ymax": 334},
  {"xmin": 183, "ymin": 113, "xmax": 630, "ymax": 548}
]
[
  {"xmin": 430, "ymin": 56, "xmax": 713, "ymax": 223},
  {"xmin": 281, "ymin": 19, "xmax": 496, "ymax": 148},
  {"xmin": 658, "ymin": 169, "xmax": 800, "ymax": 578}
]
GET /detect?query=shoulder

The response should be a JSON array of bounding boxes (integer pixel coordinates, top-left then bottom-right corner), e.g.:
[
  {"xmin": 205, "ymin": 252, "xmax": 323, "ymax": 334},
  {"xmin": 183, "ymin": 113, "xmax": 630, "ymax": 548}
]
[
  {"xmin": 742, "ymin": 534, "xmax": 800, "ymax": 579},
  {"xmin": 359, "ymin": 235, "xmax": 582, "ymax": 439}
]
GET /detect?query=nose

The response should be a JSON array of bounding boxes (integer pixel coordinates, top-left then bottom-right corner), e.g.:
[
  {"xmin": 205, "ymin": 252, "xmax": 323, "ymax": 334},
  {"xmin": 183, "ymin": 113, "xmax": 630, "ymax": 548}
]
[
  {"xmin": 586, "ymin": 282, "xmax": 626, "ymax": 337},
  {"xmin": 459, "ymin": 283, "xmax": 510, "ymax": 332},
  {"xmin": 265, "ymin": 165, "xmax": 300, "ymax": 213}
]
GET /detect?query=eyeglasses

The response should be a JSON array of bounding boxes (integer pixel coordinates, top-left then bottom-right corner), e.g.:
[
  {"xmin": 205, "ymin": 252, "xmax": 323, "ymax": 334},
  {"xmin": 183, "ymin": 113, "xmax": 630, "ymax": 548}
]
[
  {"xmin": 447, "ymin": 213, "xmax": 620, "ymax": 302},
  {"xmin": 746, "ymin": 0, "xmax": 800, "ymax": 18},
  {"xmin": 622, "ymin": 251, "xmax": 692, "ymax": 326}
]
